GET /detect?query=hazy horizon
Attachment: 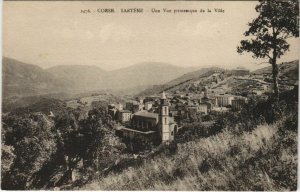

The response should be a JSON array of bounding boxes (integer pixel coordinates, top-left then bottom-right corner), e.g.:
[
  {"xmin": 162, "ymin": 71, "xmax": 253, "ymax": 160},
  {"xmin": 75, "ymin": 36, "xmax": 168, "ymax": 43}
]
[
  {"xmin": 4, "ymin": 56, "xmax": 300, "ymax": 73},
  {"xmin": 4, "ymin": 1, "xmax": 299, "ymax": 71}
]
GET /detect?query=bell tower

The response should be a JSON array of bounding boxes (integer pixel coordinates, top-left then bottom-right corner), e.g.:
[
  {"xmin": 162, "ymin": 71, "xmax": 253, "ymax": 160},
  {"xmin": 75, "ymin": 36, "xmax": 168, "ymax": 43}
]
[{"xmin": 159, "ymin": 91, "xmax": 170, "ymax": 143}]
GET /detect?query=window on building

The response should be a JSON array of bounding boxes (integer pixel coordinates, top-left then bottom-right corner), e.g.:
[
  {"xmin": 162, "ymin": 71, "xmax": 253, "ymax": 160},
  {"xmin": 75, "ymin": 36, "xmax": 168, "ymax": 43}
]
[
  {"xmin": 164, "ymin": 107, "xmax": 167, "ymax": 114},
  {"xmin": 171, "ymin": 131, "xmax": 174, "ymax": 136},
  {"xmin": 165, "ymin": 117, "xmax": 167, "ymax": 124}
]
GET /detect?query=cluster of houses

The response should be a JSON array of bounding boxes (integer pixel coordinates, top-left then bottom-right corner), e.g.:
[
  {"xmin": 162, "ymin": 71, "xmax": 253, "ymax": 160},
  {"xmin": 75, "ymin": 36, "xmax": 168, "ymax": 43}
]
[
  {"xmin": 107, "ymin": 86, "xmax": 250, "ymax": 144},
  {"xmin": 108, "ymin": 92, "xmax": 177, "ymax": 144},
  {"xmin": 105, "ymin": 66, "xmax": 298, "ymax": 145},
  {"xmin": 169, "ymin": 86, "xmax": 248, "ymax": 115},
  {"xmin": 107, "ymin": 67, "xmax": 297, "ymax": 144}
]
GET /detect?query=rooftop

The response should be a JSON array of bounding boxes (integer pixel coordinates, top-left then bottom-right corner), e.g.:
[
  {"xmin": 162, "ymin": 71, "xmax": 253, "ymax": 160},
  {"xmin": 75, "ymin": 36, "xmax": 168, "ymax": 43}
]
[
  {"xmin": 133, "ymin": 110, "xmax": 159, "ymax": 119},
  {"xmin": 162, "ymin": 91, "xmax": 166, "ymax": 99},
  {"xmin": 119, "ymin": 110, "xmax": 132, "ymax": 113},
  {"xmin": 118, "ymin": 127, "xmax": 156, "ymax": 134},
  {"xmin": 215, "ymin": 94, "xmax": 235, "ymax": 98}
]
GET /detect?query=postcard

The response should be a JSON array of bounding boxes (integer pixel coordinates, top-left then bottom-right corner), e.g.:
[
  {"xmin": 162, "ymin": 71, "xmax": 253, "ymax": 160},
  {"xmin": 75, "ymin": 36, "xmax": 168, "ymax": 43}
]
[{"xmin": 2, "ymin": 0, "xmax": 299, "ymax": 190}]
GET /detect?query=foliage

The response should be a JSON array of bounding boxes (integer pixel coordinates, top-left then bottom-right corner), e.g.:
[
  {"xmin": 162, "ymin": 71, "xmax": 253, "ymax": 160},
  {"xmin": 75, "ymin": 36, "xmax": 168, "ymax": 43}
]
[
  {"xmin": 2, "ymin": 113, "xmax": 58, "ymax": 189},
  {"xmin": 177, "ymin": 106, "xmax": 202, "ymax": 124},
  {"xmin": 83, "ymin": 114, "xmax": 297, "ymax": 190},
  {"xmin": 122, "ymin": 137, "xmax": 155, "ymax": 153},
  {"xmin": 177, "ymin": 122, "xmax": 217, "ymax": 142},
  {"xmin": 235, "ymin": 87, "xmax": 298, "ymax": 131},
  {"xmin": 1, "ymin": 100, "xmax": 126, "ymax": 190},
  {"xmin": 54, "ymin": 110, "xmax": 83, "ymax": 175},
  {"xmin": 79, "ymin": 108, "xmax": 125, "ymax": 173},
  {"xmin": 2, "ymin": 86, "xmax": 298, "ymax": 190},
  {"xmin": 82, "ymin": 87, "xmax": 298, "ymax": 190},
  {"xmin": 1, "ymin": 144, "xmax": 16, "ymax": 176},
  {"xmin": 237, "ymin": 0, "xmax": 299, "ymax": 98}
]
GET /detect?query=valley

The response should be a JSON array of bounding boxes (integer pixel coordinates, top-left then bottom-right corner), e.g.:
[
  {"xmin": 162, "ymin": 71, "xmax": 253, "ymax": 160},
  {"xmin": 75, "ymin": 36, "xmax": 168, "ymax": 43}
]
[{"xmin": 2, "ymin": 57, "xmax": 298, "ymax": 190}]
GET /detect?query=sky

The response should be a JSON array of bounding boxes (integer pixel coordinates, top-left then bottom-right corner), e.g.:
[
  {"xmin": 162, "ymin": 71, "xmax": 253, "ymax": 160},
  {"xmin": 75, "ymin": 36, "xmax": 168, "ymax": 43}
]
[{"xmin": 3, "ymin": 1, "xmax": 299, "ymax": 71}]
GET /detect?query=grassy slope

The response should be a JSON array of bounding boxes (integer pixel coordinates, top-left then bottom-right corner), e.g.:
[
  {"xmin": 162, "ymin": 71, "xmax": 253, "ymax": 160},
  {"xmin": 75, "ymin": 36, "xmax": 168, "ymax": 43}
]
[{"xmin": 82, "ymin": 117, "xmax": 297, "ymax": 190}]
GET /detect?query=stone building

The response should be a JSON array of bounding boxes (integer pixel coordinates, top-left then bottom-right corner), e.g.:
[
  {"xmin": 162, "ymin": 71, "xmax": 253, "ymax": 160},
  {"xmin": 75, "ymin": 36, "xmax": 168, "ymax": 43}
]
[
  {"xmin": 115, "ymin": 103, "xmax": 123, "ymax": 110},
  {"xmin": 159, "ymin": 92, "xmax": 176, "ymax": 142},
  {"xmin": 132, "ymin": 103, "xmax": 144, "ymax": 113},
  {"xmin": 131, "ymin": 111, "xmax": 158, "ymax": 131},
  {"xmin": 118, "ymin": 92, "xmax": 177, "ymax": 144},
  {"xmin": 201, "ymin": 86, "xmax": 218, "ymax": 107},
  {"xmin": 215, "ymin": 94, "xmax": 235, "ymax": 107},
  {"xmin": 125, "ymin": 101, "xmax": 143, "ymax": 113},
  {"xmin": 118, "ymin": 110, "xmax": 132, "ymax": 123},
  {"xmin": 204, "ymin": 102, "xmax": 213, "ymax": 113},
  {"xmin": 202, "ymin": 97, "xmax": 218, "ymax": 107},
  {"xmin": 198, "ymin": 104, "xmax": 208, "ymax": 114},
  {"xmin": 144, "ymin": 102, "xmax": 153, "ymax": 111},
  {"xmin": 232, "ymin": 97, "xmax": 247, "ymax": 111}
]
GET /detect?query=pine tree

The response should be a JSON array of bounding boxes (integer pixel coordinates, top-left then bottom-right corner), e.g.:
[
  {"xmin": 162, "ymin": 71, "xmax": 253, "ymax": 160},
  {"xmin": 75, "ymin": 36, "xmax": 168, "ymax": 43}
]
[{"xmin": 237, "ymin": 0, "xmax": 299, "ymax": 99}]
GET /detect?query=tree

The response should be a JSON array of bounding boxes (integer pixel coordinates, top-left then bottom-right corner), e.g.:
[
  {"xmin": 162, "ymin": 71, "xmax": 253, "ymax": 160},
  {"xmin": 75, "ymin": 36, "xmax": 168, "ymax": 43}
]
[
  {"xmin": 54, "ymin": 110, "xmax": 83, "ymax": 179},
  {"xmin": 54, "ymin": 107, "xmax": 124, "ymax": 181},
  {"xmin": 1, "ymin": 113, "xmax": 57, "ymax": 189},
  {"xmin": 1, "ymin": 144, "xmax": 16, "ymax": 177},
  {"xmin": 237, "ymin": 0, "xmax": 299, "ymax": 99},
  {"xmin": 1, "ymin": 101, "xmax": 125, "ymax": 189}
]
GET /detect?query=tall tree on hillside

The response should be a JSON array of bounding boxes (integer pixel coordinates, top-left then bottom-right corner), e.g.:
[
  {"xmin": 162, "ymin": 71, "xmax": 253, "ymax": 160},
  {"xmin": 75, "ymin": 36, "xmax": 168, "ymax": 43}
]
[{"xmin": 237, "ymin": 0, "xmax": 299, "ymax": 99}]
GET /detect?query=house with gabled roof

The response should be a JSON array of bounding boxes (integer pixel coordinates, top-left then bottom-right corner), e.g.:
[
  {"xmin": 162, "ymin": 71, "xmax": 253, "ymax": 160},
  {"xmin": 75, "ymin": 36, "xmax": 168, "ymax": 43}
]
[{"xmin": 118, "ymin": 92, "xmax": 177, "ymax": 144}]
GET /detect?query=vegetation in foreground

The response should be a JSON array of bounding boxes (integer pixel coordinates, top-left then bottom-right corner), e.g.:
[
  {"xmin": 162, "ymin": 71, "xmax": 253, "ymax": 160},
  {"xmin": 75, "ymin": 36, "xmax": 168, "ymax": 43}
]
[
  {"xmin": 83, "ymin": 116, "xmax": 297, "ymax": 190},
  {"xmin": 83, "ymin": 119, "xmax": 296, "ymax": 190},
  {"xmin": 1, "ymin": 99, "xmax": 127, "ymax": 190},
  {"xmin": 82, "ymin": 88, "xmax": 298, "ymax": 191},
  {"xmin": 1, "ymin": 87, "xmax": 298, "ymax": 190}
]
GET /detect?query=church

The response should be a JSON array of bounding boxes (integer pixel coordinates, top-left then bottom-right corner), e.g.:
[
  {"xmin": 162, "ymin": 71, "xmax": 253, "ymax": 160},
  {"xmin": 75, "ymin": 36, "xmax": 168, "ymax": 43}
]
[{"xmin": 117, "ymin": 92, "xmax": 177, "ymax": 144}]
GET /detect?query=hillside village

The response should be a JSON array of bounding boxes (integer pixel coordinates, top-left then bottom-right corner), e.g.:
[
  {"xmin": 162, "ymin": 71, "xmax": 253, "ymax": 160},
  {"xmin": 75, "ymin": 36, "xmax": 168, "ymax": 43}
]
[
  {"xmin": 2, "ymin": 59, "xmax": 298, "ymax": 190},
  {"xmin": 23, "ymin": 61, "xmax": 297, "ymax": 150},
  {"xmin": 2, "ymin": 0, "xmax": 299, "ymax": 190},
  {"xmin": 104, "ymin": 63, "xmax": 298, "ymax": 146}
]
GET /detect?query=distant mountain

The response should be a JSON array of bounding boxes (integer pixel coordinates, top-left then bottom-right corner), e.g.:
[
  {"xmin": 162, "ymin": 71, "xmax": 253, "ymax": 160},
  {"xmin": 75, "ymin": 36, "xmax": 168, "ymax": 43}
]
[
  {"xmin": 252, "ymin": 60, "xmax": 299, "ymax": 80},
  {"xmin": 105, "ymin": 62, "xmax": 197, "ymax": 89},
  {"xmin": 3, "ymin": 58, "xmax": 198, "ymax": 99},
  {"xmin": 46, "ymin": 65, "xmax": 107, "ymax": 92},
  {"xmin": 47, "ymin": 62, "xmax": 196, "ymax": 92},
  {"xmin": 5, "ymin": 57, "xmax": 297, "ymax": 101},
  {"xmin": 2, "ymin": 57, "xmax": 67, "ymax": 98},
  {"xmin": 137, "ymin": 67, "xmax": 224, "ymax": 96}
]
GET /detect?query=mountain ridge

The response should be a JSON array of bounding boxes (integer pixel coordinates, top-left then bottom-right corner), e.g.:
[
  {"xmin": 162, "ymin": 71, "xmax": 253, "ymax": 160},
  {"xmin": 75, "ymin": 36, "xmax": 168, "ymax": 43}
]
[
  {"xmin": 4, "ymin": 57, "xmax": 298, "ymax": 100},
  {"xmin": 2, "ymin": 57, "xmax": 68, "ymax": 98},
  {"xmin": 136, "ymin": 60, "xmax": 299, "ymax": 97},
  {"xmin": 2, "ymin": 57, "xmax": 198, "ymax": 99}
]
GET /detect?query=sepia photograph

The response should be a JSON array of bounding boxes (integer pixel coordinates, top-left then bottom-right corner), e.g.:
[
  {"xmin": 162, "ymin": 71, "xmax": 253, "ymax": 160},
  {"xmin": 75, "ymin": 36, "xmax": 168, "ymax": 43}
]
[{"xmin": 1, "ymin": 0, "xmax": 299, "ymax": 190}]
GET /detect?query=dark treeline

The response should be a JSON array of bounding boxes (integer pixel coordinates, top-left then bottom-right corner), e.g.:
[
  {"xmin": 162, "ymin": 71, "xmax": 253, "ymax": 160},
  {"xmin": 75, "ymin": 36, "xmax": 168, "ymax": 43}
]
[{"xmin": 1, "ymin": 100, "xmax": 126, "ymax": 190}]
